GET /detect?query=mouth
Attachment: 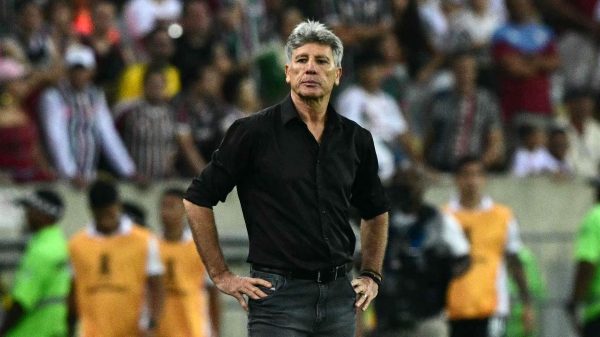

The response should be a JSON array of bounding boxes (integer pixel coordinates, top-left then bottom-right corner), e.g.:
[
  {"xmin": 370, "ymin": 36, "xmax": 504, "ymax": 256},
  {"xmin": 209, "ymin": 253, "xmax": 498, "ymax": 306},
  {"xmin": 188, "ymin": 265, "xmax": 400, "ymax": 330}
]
[{"xmin": 300, "ymin": 80, "xmax": 320, "ymax": 87}]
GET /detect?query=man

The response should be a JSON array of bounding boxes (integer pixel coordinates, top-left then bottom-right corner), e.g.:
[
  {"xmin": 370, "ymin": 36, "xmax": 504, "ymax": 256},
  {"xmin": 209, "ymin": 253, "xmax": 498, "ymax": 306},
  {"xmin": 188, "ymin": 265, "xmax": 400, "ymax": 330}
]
[
  {"xmin": 184, "ymin": 20, "xmax": 390, "ymax": 337},
  {"xmin": 39, "ymin": 44, "xmax": 135, "ymax": 188},
  {"xmin": 335, "ymin": 47, "xmax": 418, "ymax": 182},
  {"xmin": 560, "ymin": 89, "xmax": 600, "ymax": 178},
  {"xmin": 567, "ymin": 174, "xmax": 600, "ymax": 336},
  {"xmin": 117, "ymin": 26, "xmax": 180, "ymax": 103},
  {"xmin": 425, "ymin": 52, "xmax": 505, "ymax": 172},
  {"xmin": 68, "ymin": 180, "xmax": 164, "ymax": 337},
  {"xmin": 157, "ymin": 188, "xmax": 220, "ymax": 337},
  {"xmin": 374, "ymin": 167, "xmax": 470, "ymax": 337},
  {"xmin": 0, "ymin": 190, "xmax": 70, "ymax": 337},
  {"xmin": 445, "ymin": 156, "xmax": 533, "ymax": 337},
  {"xmin": 492, "ymin": 0, "xmax": 559, "ymax": 127}
]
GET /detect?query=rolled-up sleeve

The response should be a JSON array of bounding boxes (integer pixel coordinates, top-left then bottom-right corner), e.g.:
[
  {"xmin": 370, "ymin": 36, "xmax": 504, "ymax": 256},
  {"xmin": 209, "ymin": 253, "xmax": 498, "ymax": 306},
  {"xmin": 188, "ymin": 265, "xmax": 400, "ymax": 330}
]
[
  {"xmin": 350, "ymin": 128, "xmax": 390, "ymax": 220},
  {"xmin": 185, "ymin": 118, "xmax": 255, "ymax": 208}
]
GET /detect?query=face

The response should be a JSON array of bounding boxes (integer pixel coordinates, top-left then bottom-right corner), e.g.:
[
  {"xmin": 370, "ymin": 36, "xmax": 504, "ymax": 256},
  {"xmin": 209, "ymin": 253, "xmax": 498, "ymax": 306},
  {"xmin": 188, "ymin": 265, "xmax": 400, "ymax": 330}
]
[
  {"xmin": 567, "ymin": 97, "xmax": 595, "ymax": 121},
  {"xmin": 92, "ymin": 203, "xmax": 121, "ymax": 234},
  {"xmin": 144, "ymin": 72, "xmax": 166, "ymax": 102},
  {"xmin": 160, "ymin": 194, "xmax": 185, "ymax": 232},
  {"xmin": 238, "ymin": 77, "xmax": 259, "ymax": 111},
  {"xmin": 19, "ymin": 3, "xmax": 43, "ymax": 32},
  {"xmin": 69, "ymin": 67, "xmax": 94, "ymax": 89},
  {"xmin": 50, "ymin": 2, "xmax": 72, "ymax": 30},
  {"xmin": 5, "ymin": 77, "xmax": 30, "ymax": 100},
  {"xmin": 93, "ymin": 2, "xmax": 116, "ymax": 33},
  {"xmin": 285, "ymin": 43, "xmax": 341, "ymax": 101},
  {"xmin": 358, "ymin": 64, "xmax": 384, "ymax": 91},
  {"xmin": 506, "ymin": 0, "xmax": 535, "ymax": 22},
  {"xmin": 183, "ymin": 1, "xmax": 211, "ymax": 34},
  {"xmin": 455, "ymin": 161, "xmax": 486, "ymax": 199},
  {"xmin": 548, "ymin": 132, "xmax": 569, "ymax": 160},
  {"xmin": 470, "ymin": 0, "xmax": 489, "ymax": 12},
  {"xmin": 453, "ymin": 55, "xmax": 477, "ymax": 93},
  {"xmin": 198, "ymin": 66, "xmax": 223, "ymax": 97},
  {"xmin": 149, "ymin": 31, "xmax": 174, "ymax": 60}
]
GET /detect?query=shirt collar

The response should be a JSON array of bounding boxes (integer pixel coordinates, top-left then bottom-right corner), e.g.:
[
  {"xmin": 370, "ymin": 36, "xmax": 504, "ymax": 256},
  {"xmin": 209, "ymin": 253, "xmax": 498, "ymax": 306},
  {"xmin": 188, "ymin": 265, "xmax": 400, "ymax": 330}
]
[
  {"xmin": 448, "ymin": 195, "xmax": 494, "ymax": 212},
  {"xmin": 87, "ymin": 215, "xmax": 133, "ymax": 237},
  {"xmin": 280, "ymin": 94, "xmax": 342, "ymax": 129}
]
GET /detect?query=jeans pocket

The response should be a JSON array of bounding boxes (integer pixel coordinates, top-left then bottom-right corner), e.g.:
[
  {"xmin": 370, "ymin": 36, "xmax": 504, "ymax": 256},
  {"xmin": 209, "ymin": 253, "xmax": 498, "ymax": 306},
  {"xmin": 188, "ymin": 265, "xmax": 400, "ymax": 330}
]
[{"xmin": 250, "ymin": 270, "xmax": 286, "ymax": 302}]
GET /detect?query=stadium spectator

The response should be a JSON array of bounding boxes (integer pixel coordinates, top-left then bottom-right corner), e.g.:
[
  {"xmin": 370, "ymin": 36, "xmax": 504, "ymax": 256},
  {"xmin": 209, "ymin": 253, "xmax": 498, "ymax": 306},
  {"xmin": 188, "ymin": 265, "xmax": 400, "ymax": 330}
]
[
  {"xmin": 117, "ymin": 26, "xmax": 180, "ymax": 103},
  {"xmin": 547, "ymin": 127, "xmax": 572, "ymax": 176},
  {"xmin": 336, "ymin": 48, "xmax": 418, "ymax": 183},
  {"xmin": 7, "ymin": 1, "xmax": 60, "ymax": 71},
  {"xmin": 560, "ymin": 89, "xmax": 600, "ymax": 177},
  {"xmin": 221, "ymin": 69, "xmax": 261, "ymax": 130},
  {"xmin": 492, "ymin": 0, "xmax": 560, "ymax": 127},
  {"xmin": 511, "ymin": 123, "xmax": 557, "ymax": 177},
  {"xmin": 254, "ymin": 6, "xmax": 303, "ymax": 107},
  {"xmin": 157, "ymin": 188, "xmax": 220, "ymax": 337},
  {"xmin": 0, "ymin": 189, "xmax": 69, "ymax": 337},
  {"xmin": 373, "ymin": 167, "xmax": 469, "ymax": 337},
  {"xmin": 68, "ymin": 180, "xmax": 165, "ymax": 337},
  {"xmin": 81, "ymin": 1, "xmax": 131, "ymax": 103},
  {"xmin": 39, "ymin": 45, "xmax": 135, "ymax": 188},
  {"xmin": 123, "ymin": 0, "xmax": 182, "ymax": 42},
  {"xmin": 46, "ymin": 0, "xmax": 79, "ymax": 56},
  {"xmin": 0, "ymin": 57, "xmax": 55, "ymax": 182},
  {"xmin": 445, "ymin": 156, "xmax": 533, "ymax": 337},
  {"xmin": 115, "ymin": 66, "xmax": 177, "ymax": 182},
  {"xmin": 173, "ymin": 64, "xmax": 227, "ymax": 176},
  {"xmin": 321, "ymin": 0, "xmax": 393, "ymax": 83},
  {"xmin": 424, "ymin": 52, "xmax": 504, "ymax": 172},
  {"xmin": 171, "ymin": 0, "xmax": 217, "ymax": 88},
  {"xmin": 548, "ymin": 0, "xmax": 600, "ymax": 93},
  {"xmin": 392, "ymin": 0, "xmax": 438, "ymax": 82},
  {"xmin": 567, "ymin": 173, "xmax": 600, "ymax": 337}
]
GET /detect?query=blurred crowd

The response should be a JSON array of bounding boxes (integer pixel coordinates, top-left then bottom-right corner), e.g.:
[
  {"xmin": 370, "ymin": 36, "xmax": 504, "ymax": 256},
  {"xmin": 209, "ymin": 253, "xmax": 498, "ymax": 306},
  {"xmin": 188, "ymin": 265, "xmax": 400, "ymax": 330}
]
[{"xmin": 1, "ymin": 0, "xmax": 600, "ymax": 189}]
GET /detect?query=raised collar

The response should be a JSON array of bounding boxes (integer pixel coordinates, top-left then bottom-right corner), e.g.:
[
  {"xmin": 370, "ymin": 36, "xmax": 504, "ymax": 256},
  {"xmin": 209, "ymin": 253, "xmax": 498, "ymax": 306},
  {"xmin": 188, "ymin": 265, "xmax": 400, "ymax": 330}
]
[
  {"xmin": 280, "ymin": 94, "xmax": 342, "ymax": 129},
  {"xmin": 87, "ymin": 215, "xmax": 133, "ymax": 238},
  {"xmin": 448, "ymin": 195, "xmax": 494, "ymax": 212}
]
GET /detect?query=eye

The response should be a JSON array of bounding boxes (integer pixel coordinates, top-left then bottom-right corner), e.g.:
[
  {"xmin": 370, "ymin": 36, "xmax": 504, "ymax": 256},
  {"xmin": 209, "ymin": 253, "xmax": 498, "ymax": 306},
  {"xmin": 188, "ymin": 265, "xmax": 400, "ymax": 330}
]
[{"xmin": 296, "ymin": 58, "xmax": 307, "ymax": 63}]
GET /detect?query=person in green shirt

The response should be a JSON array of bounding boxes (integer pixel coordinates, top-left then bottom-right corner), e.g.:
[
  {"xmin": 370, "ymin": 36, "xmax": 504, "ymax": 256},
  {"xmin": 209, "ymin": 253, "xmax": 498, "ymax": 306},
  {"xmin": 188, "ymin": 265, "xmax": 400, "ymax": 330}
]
[
  {"xmin": 0, "ymin": 189, "xmax": 70, "ymax": 337},
  {"xmin": 567, "ymin": 176, "xmax": 600, "ymax": 337}
]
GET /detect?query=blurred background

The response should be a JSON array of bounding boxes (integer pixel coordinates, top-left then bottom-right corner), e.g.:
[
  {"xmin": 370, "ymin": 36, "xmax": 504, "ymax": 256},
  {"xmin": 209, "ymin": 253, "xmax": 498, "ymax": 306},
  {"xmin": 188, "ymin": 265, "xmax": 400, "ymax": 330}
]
[{"xmin": 1, "ymin": 0, "xmax": 600, "ymax": 336}]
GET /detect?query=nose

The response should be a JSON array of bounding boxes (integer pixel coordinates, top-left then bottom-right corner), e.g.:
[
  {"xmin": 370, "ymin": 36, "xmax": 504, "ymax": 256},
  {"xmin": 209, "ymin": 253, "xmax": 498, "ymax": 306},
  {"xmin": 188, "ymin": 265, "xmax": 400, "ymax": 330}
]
[{"xmin": 305, "ymin": 59, "xmax": 317, "ymax": 74}]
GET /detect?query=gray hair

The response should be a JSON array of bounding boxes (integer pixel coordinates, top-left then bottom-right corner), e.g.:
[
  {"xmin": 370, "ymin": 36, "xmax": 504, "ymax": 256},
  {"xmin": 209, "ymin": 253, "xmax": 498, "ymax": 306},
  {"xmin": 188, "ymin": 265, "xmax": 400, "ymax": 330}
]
[{"xmin": 285, "ymin": 20, "xmax": 344, "ymax": 67}]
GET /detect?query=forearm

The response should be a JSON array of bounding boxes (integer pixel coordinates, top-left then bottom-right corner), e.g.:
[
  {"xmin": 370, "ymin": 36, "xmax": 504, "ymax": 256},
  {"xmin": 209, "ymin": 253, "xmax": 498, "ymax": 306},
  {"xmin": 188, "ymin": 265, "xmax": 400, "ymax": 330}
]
[
  {"xmin": 183, "ymin": 201, "xmax": 229, "ymax": 280},
  {"xmin": 569, "ymin": 261, "xmax": 596, "ymax": 305},
  {"xmin": 147, "ymin": 275, "xmax": 165, "ymax": 327},
  {"xmin": 177, "ymin": 134, "xmax": 206, "ymax": 175},
  {"xmin": 359, "ymin": 213, "xmax": 389, "ymax": 274},
  {"xmin": 507, "ymin": 254, "xmax": 532, "ymax": 304}
]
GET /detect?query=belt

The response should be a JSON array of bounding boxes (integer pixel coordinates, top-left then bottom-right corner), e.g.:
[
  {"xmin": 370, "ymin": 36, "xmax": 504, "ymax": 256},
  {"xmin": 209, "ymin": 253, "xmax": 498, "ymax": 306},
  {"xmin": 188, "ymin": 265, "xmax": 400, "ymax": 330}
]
[{"xmin": 251, "ymin": 263, "xmax": 352, "ymax": 284}]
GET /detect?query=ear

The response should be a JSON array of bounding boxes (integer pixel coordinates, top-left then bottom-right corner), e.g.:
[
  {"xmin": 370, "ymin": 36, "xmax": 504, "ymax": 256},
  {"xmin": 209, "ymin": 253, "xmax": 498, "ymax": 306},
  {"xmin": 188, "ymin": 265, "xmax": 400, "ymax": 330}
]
[
  {"xmin": 285, "ymin": 63, "xmax": 291, "ymax": 84},
  {"xmin": 334, "ymin": 67, "xmax": 342, "ymax": 86}
]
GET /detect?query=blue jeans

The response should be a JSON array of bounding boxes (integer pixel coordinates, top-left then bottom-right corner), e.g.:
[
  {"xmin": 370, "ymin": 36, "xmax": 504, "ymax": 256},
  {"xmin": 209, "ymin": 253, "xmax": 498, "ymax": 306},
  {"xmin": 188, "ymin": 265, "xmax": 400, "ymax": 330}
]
[{"xmin": 247, "ymin": 269, "xmax": 357, "ymax": 337}]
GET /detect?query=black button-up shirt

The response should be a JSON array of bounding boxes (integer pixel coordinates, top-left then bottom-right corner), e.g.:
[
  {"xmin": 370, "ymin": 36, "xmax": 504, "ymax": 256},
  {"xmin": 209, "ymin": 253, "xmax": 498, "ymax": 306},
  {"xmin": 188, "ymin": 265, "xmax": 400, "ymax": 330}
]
[{"xmin": 185, "ymin": 95, "xmax": 389, "ymax": 271}]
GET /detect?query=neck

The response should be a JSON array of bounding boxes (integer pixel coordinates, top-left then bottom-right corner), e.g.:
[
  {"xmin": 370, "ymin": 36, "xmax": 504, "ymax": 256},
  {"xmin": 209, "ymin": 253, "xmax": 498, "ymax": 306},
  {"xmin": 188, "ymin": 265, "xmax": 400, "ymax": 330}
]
[
  {"xmin": 459, "ymin": 193, "xmax": 482, "ymax": 209},
  {"xmin": 290, "ymin": 91, "xmax": 328, "ymax": 124}
]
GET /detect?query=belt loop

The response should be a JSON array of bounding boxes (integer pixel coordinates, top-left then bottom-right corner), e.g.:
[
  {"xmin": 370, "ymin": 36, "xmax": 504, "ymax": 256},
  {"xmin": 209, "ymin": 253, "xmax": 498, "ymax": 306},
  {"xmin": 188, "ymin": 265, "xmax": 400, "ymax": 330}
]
[{"xmin": 317, "ymin": 271, "xmax": 322, "ymax": 283}]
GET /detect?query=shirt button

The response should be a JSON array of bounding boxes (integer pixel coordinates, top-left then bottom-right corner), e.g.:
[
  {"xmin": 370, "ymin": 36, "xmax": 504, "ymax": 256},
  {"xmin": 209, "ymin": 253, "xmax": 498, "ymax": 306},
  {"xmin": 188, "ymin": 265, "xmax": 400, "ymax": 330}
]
[{"xmin": 321, "ymin": 210, "xmax": 327, "ymax": 214}]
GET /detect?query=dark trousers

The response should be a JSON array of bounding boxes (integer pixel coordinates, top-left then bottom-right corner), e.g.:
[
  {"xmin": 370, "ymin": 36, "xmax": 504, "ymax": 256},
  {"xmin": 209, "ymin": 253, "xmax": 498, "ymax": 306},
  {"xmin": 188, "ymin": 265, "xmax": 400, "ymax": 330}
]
[
  {"xmin": 247, "ymin": 269, "xmax": 357, "ymax": 337},
  {"xmin": 584, "ymin": 315, "xmax": 600, "ymax": 337},
  {"xmin": 450, "ymin": 317, "xmax": 506, "ymax": 337}
]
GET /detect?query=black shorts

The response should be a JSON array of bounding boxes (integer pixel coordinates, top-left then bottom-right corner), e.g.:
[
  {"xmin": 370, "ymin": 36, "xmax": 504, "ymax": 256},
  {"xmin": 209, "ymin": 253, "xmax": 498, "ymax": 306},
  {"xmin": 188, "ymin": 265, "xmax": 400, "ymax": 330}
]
[{"xmin": 450, "ymin": 317, "xmax": 506, "ymax": 337}]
